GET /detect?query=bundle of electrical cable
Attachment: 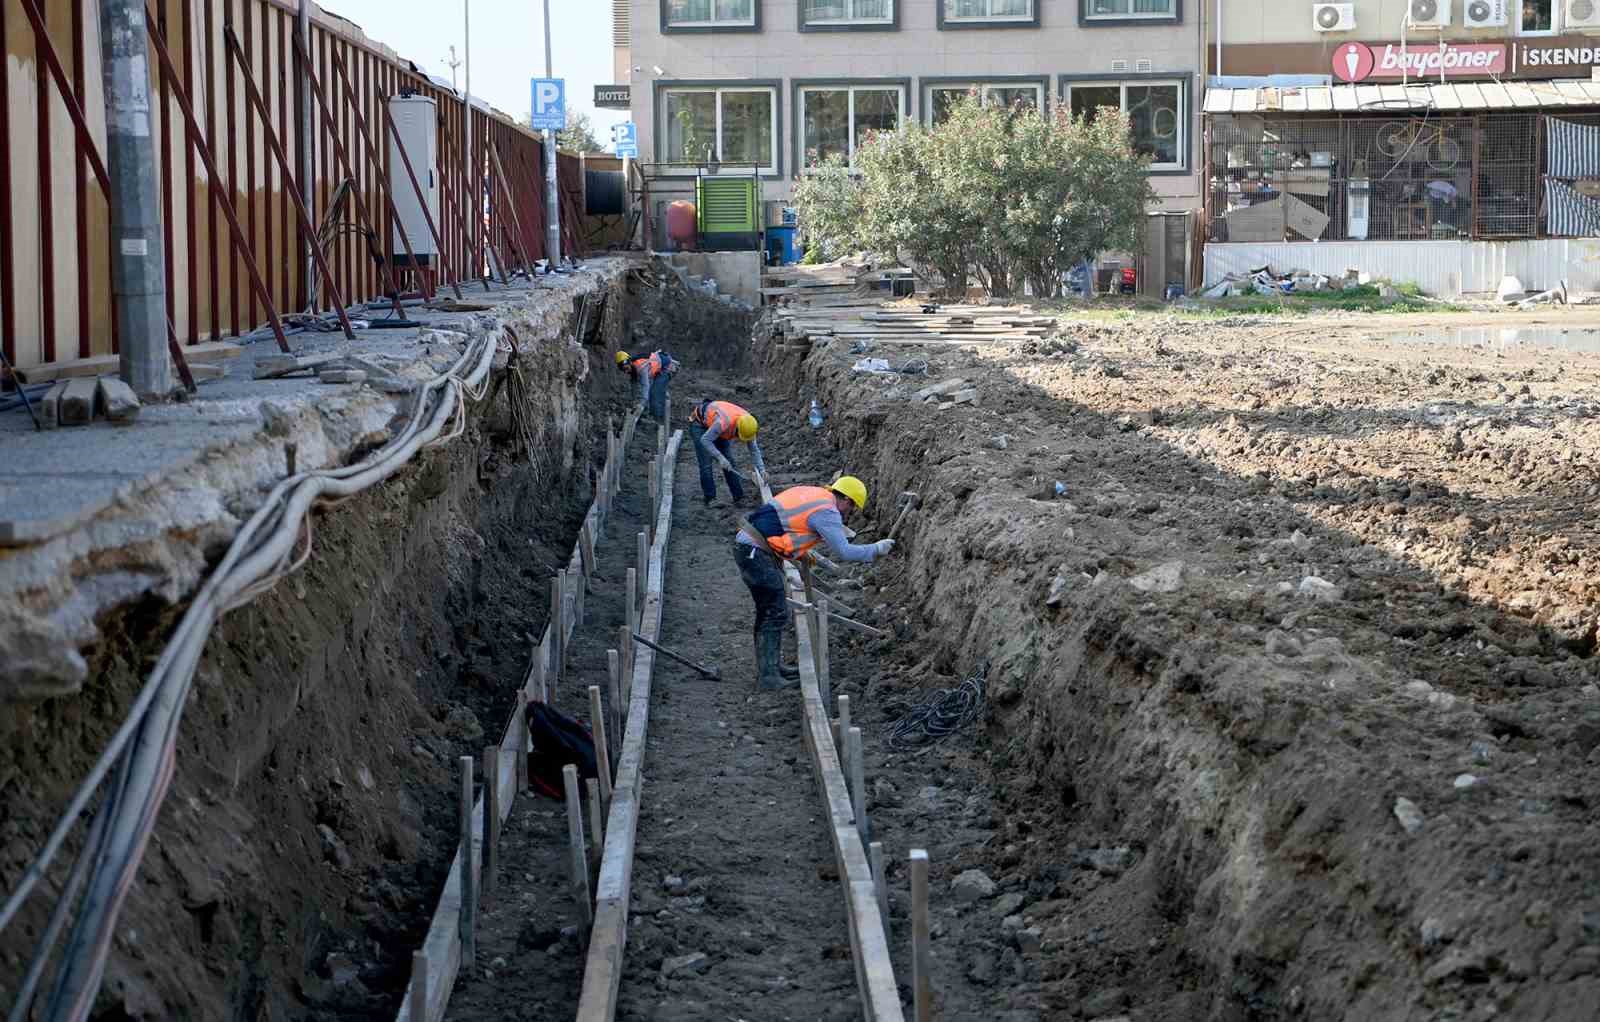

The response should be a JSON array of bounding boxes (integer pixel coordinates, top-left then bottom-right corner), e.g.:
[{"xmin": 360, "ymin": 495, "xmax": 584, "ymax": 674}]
[
  {"xmin": 882, "ymin": 661, "xmax": 989, "ymax": 752},
  {"xmin": 0, "ymin": 328, "xmax": 497, "ymax": 1021}
]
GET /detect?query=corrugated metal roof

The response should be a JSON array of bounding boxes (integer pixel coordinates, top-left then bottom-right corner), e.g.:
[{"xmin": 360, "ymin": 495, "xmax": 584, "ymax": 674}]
[{"xmin": 1203, "ymin": 80, "xmax": 1600, "ymax": 115}]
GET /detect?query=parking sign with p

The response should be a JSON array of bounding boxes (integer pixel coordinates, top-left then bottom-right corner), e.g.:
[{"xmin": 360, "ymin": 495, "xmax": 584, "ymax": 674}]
[{"xmin": 530, "ymin": 78, "xmax": 565, "ymax": 131}]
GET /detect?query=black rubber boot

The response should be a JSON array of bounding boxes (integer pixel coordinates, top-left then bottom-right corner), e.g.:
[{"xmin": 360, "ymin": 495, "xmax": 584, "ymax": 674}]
[{"xmin": 756, "ymin": 627, "xmax": 796, "ymax": 690}]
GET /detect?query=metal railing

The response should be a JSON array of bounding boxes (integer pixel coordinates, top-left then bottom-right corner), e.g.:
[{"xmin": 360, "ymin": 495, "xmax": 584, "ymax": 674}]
[{"xmin": 0, "ymin": 0, "xmax": 585, "ymax": 375}]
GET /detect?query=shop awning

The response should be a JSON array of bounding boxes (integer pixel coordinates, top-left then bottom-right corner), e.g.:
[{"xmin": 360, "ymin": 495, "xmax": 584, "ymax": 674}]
[{"xmin": 1202, "ymin": 80, "xmax": 1600, "ymax": 115}]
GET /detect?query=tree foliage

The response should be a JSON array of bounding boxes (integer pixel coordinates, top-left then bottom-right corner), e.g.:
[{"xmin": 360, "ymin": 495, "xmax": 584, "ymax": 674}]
[
  {"xmin": 556, "ymin": 110, "xmax": 605, "ymax": 153},
  {"xmin": 788, "ymin": 95, "xmax": 1156, "ymax": 298}
]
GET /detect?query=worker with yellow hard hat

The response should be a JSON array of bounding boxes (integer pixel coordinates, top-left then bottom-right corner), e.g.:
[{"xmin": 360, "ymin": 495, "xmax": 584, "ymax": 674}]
[
  {"xmin": 690, "ymin": 398, "xmax": 766, "ymax": 507},
  {"xmin": 734, "ymin": 475, "xmax": 892, "ymax": 690},
  {"xmin": 615, "ymin": 349, "xmax": 677, "ymax": 420}
]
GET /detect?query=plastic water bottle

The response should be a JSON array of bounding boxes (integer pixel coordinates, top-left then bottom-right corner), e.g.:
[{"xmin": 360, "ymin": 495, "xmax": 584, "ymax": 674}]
[
  {"xmin": 1054, "ymin": 481, "xmax": 1067, "ymax": 497},
  {"xmin": 808, "ymin": 398, "xmax": 824, "ymax": 430}
]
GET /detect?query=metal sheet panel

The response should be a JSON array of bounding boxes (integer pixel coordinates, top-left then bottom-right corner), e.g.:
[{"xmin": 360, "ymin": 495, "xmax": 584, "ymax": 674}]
[{"xmin": 1204, "ymin": 239, "xmax": 1600, "ymax": 296}]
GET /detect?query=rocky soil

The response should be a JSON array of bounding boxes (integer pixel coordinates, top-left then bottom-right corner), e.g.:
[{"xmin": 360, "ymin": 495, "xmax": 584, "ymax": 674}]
[{"xmin": 754, "ymin": 308, "xmax": 1600, "ymax": 1021}]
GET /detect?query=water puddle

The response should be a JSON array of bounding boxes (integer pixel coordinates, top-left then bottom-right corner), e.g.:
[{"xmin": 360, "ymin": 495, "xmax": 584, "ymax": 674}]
[{"xmin": 1376, "ymin": 326, "xmax": 1600, "ymax": 353}]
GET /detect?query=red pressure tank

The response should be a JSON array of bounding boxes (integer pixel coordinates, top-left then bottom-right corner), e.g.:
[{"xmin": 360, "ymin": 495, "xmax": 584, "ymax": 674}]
[{"xmin": 667, "ymin": 200, "xmax": 698, "ymax": 250}]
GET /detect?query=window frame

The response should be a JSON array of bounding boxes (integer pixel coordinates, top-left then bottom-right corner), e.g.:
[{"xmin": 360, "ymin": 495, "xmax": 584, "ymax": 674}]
[
  {"xmin": 1079, "ymin": 0, "xmax": 1182, "ymax": 25},
  {"xmin": 1059, "ymin": 73, "xmax": 1192, "ymax": 175},
  {"xmin": 799, "ymin": 0, "xmax": 900, "ymax": 31},
  {"xmin": 660, "ymin": 0, "xmax": 762, "ymax": 34},
  {"xmin": 653, "ymin": 80, "xmax": 784, "ymax": 177},
  {"xmin": 793, "ymin": 78, "xmax": 912, "ymax": 172},
  {"xmin": 1515, "ymin": 0, "xmax": 1558, "ymax": 36},
  {"xmin": 919, "ymin": 76, "xmax": 1050, "ymax": 126},
  {"xmin": 937, "ymin": 0, "xmax": 1041, "ymax": 29}
]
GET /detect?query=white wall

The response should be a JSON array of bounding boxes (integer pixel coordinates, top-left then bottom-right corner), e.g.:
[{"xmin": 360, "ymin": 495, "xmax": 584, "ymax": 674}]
[{"xmin": 1204, "ymin": 238, "xmax": 1600, "ymax": 294}]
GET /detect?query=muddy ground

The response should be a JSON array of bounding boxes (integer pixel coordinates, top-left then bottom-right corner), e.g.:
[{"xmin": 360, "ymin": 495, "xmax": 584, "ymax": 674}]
[{"xmin": 752, "ymin": 307, "xmax": 1600, "ymax": 1021}]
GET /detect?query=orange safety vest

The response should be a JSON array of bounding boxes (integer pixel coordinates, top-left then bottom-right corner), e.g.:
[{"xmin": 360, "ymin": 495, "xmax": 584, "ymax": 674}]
[
  {"xmin": 630, "ymin": 352, "xmax": 664, "ymax": 378},
  {"xmin": 694, "ymin": 400, "xmax": 749, "ymax": 441},
  {"xmin": 763, "ymin": 486, "xmax": 838, "ymax": 561}
]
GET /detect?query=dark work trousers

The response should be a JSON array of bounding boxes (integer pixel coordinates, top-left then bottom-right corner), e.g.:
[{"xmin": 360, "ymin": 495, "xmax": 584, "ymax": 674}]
[
  {"xmin": 733, "ymin": 539, "xmax": 789, "ymax": 636},
  {"xmin": 694, "ymin": 426, "xmax": 745, "ymax": 503},
  {"xmin": 647, "ymin": 371, "xmax": 670, "ymax": 420}
]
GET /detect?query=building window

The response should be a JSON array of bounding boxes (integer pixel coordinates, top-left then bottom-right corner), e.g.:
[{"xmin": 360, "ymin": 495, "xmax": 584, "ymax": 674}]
[
  {"xmin": 1067, "ymin": 80, "xmax": 1184, "ymax": 170},
  {"xmin": 662, "ymin": 87, "xmax": 777, "ymax": 172},
  {"xmin": 1084, "ymin": 0, "xmax": 1176, "ymax": 19},
  {"xmin": 800, "ymin": 85, "xmax": 906, "ymax": 166},
  {"xmin": 1518, "ymin": 0, "xmax": 1556, "ymax": 34},
  {"xmin": 943, "ymin": 0, "xmax": 1036, "ymax": 23},
  {"xmin": 664, "ymin": 0, "xmax": 757, "ymax": 29},
  {"xmin": 802, "ymin": 0, "xmax": 894, "ymax": 25},
  {"xmin": 927, "ymin": 82, "xmax": 1044, "ymax": 124}
]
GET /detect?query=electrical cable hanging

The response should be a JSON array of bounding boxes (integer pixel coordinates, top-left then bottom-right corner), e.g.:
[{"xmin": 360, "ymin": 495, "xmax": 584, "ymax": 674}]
[
  {"xmin": 2, "ymin": 329, "xmax": 499, "ymax": 1022},
  {"xmin": 882, "ymin": 661, "xmax": 989, "ymax": 752}
]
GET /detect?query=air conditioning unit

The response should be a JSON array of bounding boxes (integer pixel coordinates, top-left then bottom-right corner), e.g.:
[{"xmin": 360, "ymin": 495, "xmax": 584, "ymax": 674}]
[
  {"xmin": 1312, "ymin": 2, "xmax": 1356, "ymax": 31},
  {"xmin": 1408, "ymin": 0, "xmax": 1451, "ymax": 27},
  {"xmin": 1568, "ymin": 0, "xmax": 1600, "ymax": 27},
  {"xmin": 1463, "ymin": 0, "xmax": 1508, "ymax": 25}
]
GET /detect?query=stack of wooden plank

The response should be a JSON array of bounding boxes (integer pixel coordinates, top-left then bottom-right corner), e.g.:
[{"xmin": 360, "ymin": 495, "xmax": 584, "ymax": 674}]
[{"xmin": 773, "ymin": 303, "xmax": 1054, "ymax": 348}]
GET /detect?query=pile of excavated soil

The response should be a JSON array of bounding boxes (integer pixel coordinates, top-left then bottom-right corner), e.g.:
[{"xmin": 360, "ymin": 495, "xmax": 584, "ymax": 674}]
[{"xmin": 752, "ymin": 311, "xmax": 1600, "ymax": 1020}]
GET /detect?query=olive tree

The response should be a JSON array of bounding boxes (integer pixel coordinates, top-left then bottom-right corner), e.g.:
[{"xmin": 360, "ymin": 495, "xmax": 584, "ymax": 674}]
[{"xmin": 787, "ymin": 95, "xmax": 1153, "ymax": 298}]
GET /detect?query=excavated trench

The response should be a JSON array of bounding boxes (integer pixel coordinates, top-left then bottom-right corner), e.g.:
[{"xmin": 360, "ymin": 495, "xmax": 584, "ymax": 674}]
[{"xmin": 0, "ymin": 266, "xmax": 751, "ymax": 1020}]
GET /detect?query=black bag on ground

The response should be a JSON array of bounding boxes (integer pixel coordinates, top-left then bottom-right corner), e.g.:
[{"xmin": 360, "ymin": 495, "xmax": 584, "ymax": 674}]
[{"xmin": 524, "ymin": 701, "xmax": 598, "ymax": 800}]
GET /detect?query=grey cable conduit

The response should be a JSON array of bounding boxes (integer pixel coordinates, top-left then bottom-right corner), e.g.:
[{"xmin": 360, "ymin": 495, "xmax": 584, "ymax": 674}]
[{"xmin": 2, "ymin": 331, "xmax": 498, "ymax": 1022}]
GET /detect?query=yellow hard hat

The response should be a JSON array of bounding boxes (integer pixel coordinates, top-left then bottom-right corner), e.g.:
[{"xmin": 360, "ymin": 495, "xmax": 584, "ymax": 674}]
[
  {"xmin": 829, "ymin": 475, "xmax": 867, "ymax": 511},
  {"xmin": 615, "ymin": 351, "xmax": 630, "ymax": 366},
  {"xmin": 736, "ymin": 413, "xmax": 759, "ymax": 442}
]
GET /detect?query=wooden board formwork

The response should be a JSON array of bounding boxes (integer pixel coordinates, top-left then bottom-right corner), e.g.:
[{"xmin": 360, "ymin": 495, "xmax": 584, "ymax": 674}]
[
  {"xmin": 574, "ymin": 430, "xmax": 683, "ymax": 1022},
  {"xmin": 394, "ymin": 405, "xmax": 646, "ymax": 1022}
]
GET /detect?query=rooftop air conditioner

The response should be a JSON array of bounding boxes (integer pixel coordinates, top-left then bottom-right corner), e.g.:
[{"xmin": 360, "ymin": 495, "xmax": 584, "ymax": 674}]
[
  {"xmin": 1408, "ymin": 0, "xmax": 1451, "ymax": 27},
  {"xmin": 1463, "ymin": 0, "xmax": 1508, "ymax": 25},
  {"xmin": 1312, "ymin": 2, "xmax": 1356, "ymax": 31},
  {"xmin": 1568, "ymin": 0, "xmax": 1600, "ymax": 27}
]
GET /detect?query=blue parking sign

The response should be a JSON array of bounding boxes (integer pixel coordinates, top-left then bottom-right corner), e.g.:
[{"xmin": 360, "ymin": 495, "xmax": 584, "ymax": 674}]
[
  {"xmin": 613, "ymin": 122, "xmax": 638, "ymax": 158},
  {"xmin": 530, "ymin": 78, "xmax": 565, "ymax": 130}
]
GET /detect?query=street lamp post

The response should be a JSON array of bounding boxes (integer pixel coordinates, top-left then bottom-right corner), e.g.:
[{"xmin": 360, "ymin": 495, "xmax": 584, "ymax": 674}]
[{"xmin": 543, "ymin": 0, "xmax": 561, "ymax": 269}]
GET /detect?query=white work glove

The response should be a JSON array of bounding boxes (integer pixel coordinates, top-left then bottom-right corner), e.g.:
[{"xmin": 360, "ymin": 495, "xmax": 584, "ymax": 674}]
[{"xmin": 872, "ymin": 538, "xmax": 896, "ymax": 557}]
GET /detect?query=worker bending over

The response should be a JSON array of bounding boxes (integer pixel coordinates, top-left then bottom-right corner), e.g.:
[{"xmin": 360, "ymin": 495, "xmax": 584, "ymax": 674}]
[
  {"xmin": 692, "ymin": 398, "xmax": 766, "ymax": 507},
  {"xmin": 734, "ymin": 477, "xmax": 893, "ymax": 690},
  {"xmin": 615, "ymin": 350, "xmax": 676, "ymax": 420}
]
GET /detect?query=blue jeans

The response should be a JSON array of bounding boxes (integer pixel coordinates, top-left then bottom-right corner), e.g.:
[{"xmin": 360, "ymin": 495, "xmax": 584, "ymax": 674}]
[
  {"xmin": 733, "ymin": 539, "xmax": 789, "ymax": 635},
  {"xmin": 693, "ymin": 426, "xmax": 744, "ymax": 503}
]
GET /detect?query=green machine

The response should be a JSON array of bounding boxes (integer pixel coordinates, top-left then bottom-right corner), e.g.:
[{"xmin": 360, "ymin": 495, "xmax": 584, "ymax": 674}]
[{"xmin": 695, "ymin": 174, "xmax": 760, "ymax": 252}]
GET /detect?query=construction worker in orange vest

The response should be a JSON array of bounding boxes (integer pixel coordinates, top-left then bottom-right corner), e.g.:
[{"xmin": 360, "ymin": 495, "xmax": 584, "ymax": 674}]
[
  {"xmin": 734, "ymin": 476, "xmax": 893, "ymax": 690},
  {"xmin": 615, "ymin": 349, "xmax": 676, "ymax": 420},
  {"xmin": 691, "ymin": 398, "xmax": 766, "ymax": 507}
]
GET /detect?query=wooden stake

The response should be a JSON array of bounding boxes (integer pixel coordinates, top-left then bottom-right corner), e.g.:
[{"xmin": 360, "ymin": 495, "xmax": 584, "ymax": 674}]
[
  {"xmin": 911, "ymin": 848, "xmax": 931, "ymax": 1022},
  {"xmin": 562, "ymin": 764, "xmax": 593, "ymax": 925},
  {"xmin": 870, "ymin": 841, "xmax": 889, "ymax": 935},
  {"xmin": 531, "ymin": 634, "xmax": 548, "ymax": 704},
  {"xmin": 458, "ymin": 756, "xmax": 476, "ymax": 969},
  {"xmin": 574, "ymin": 565, "xmax": 587, "ymax": 628},
  {"xmin": 586, "ymin": 777, "xmax": 604, "ymax": 870},
  {"xmin": 636, "ymin": 532, "xmax": 649, "ymax": 610},
  {"xmin": 818, "ymin": 597, "xmax": 833, "ymax": 709},
  {"xmin": 657, "ymin": 423, "xmax": 665, "ymax": 458},
  {"xmin": 625, "ymin": 568, "xmax": 638, "ymax": 664},
  {"xmin": 481, "ymin": 746, "xmax": 500, "ymax": 905},
  {"xmin": 807, "ymin": 604, "xmax": 825, "ymax": 698},
  {"xmin": 648, "ymin": 457, "xmax": 658, "ymax": 511},
  {"xmin": 837, "ymin": 694, "xmax": 852, "ymax": 759},
  {"xmin": 848, "ymin": 726, "xmax": 868, "ymax": 845},
  {"xmin": 607, "ymin": 649, "xmax": 624, "ymax": 768},
  {"xmin": 665, "ymin": 397, "xmax": 672, "ymax": 433},
  {"xmin": 409, "ymin": 951, "xmax": 429, "ymax": 1022},
  {"xmin": 581, "ymin": 520, "xmax": 598, "ymax": 592},
  {"xmin": 553, "ymin": 572, "xmax": 567, "ymax": 693},
  {"xmin": 618, "ymin": 624, "xmax": 634, "ymax": 704},
  {"xmin": 589, "ymin": 685, "xmax": 614, "ymax": 805}
]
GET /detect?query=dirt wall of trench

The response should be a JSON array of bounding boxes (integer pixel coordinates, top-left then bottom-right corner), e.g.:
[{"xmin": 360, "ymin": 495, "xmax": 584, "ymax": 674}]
[
  {"xmin": 0, "ymin": 266, "xmax": 751, "ymax": 1020},
  {"xmin": 755, "ymin": 314, "xmax": 1600, "ymax": 1021}
]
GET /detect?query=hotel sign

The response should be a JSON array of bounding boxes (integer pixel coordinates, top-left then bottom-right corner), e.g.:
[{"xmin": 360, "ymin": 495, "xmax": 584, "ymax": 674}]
[{"xmin": 594, "ymin": 85, "xmax": 632, "ymax": 109}]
